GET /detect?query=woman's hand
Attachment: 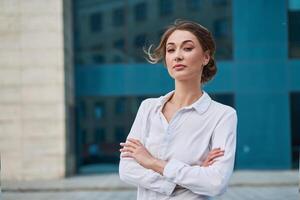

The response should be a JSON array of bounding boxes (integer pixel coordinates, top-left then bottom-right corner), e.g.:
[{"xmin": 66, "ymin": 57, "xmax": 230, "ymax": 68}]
[
  {"xmin": 200, "ymin": 148, "xmax": 224, "ymax": 167},
  {"xmin": 120, "ymin": 138, "xmax": 157, "ymax": 170},
  {"xmin": 120, "ymin": 138, "xmax": 167, "ymax": 174}
]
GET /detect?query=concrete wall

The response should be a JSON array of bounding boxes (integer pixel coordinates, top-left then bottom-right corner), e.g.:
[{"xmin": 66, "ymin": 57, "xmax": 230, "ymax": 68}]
[{"xmin": 0, "ymin": 0, "xmax": 75, "ymax": 180}]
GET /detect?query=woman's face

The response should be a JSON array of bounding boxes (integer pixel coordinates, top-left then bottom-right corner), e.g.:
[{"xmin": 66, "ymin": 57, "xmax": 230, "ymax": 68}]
[{"xmin": 165, "ymin": 30, "xmax": 210, "ymax": 82}]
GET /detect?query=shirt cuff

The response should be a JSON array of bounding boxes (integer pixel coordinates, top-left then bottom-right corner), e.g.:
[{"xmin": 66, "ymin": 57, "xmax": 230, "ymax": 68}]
[
  {"xmin": 145, "ymin": 169, "xmax": 175, "ymax": 195},
  {"xmin": 158, "ymin": 179, "xmax": 177, "ymax": 196},
  {"xmin": 163, "ymin": 159, "xmax": 189, "ymax": 182}
]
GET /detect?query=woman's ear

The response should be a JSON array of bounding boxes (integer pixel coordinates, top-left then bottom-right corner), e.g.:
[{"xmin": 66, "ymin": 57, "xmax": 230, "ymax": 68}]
[{"xmin": 203, "ymin": 50, "xmax": 210, "ymax": 66}]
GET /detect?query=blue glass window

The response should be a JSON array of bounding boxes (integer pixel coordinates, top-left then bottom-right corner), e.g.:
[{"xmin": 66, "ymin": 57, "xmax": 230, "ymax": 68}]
[
  {"xmin": 290, "ymin": 92, "xmax": 300, "ymax": 169},
  {"xmin": 94, "ymin": 102, "xmax": 105, "ymax": 119},
  {"xmin": 113, "ymin": 38, "xmax": 125, "ymax": 51},
  {"xmin": 79, "ymin": 101, "xmax": 86, "ymax": 119},
  {"xmin": 115, "ymin": 126, "xmax": 126, "ymax": 142},
  {"xmin": 134, "ymin": 2, "xmax": 147, "ymax": 22},
  {"xmin": 95, "ymin": 128, "xmax": 106, "ymax": 143},
  {"xmin": 92, "ymin": 55, "xmax": 105, "ymax": 64},
  {"xmin": 186, "ymin": 0, "xmax": 202, "ymax": 11},
  {"xmin": 159, "ymin": 0, "xmax": 173, "ymax": 17},
  {"xmin": 75, "ymin": 0, "xmax": 233, "ymax": 64},
  {"xmin": 134, "ymin": 33, "xmax": 147, "ymax": 48},
  {"xmin": 90, "ymin": 12, "xmax": 102, "ymax": 32},
  {"xmin": 112, "ymin": 55, "xmax": 123, "ymax": 63},
  {"xmin": 210, "ymin": 93, "xmax": 235, "ymax": 108},
  {"xmin": 214, "ymin": 18, "xmax": 228, "ymax": 38},
  {"xmin": 288, "ymin": 0, "xmax": 300, "ymax": 58},
  {"xmin": 115, "ymin": 97, "xmax": 126, "ymax": 114},
  {"xmin": 113, "ymin": 7, "xmax": 125, "ymax": 27},
  {"xmin": 212, "ymin": 0, "xmax": 228, "ymax": 6}
]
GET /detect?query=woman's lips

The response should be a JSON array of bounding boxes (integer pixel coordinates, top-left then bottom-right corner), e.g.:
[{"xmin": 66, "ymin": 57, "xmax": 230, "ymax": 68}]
[{"xmin": 173, "ymin": 64, "xmax": 186, "ymax": 70}]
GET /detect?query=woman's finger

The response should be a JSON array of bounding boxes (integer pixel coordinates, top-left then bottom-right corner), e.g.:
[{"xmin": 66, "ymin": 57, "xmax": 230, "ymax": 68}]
[
  {"xmin": 120, "ymin": 141, "xmax": 137, "ymax": 149},
  {"xmin": 134, "ymin": 139, "xmax": 143, "ymax": 146},
  {"xmin": 120, "ymin": 146, "xmax": 135, "ymax": 153},
  {"xmin": 205, "ymin": 151, "xmax": 223, "ymax": 162},
  {"xmin": 208, "ymin": 148, "xmax": 221, "ymax": 153},
  {"xmin": 201, "ymin": 160, "xmax": 210, "ymax": 167},
  {"xmin": 207, "ymin": 151, "xmax": 224, "ymax": 159},
  {"xmin": 206, "ymin": 151, "xmax": 222, "ymax": 160},
  {"xmin": 208, "ymin": 160, "xmax": 216, "ymax": 165},
  {"xmin": 121, "ymin": 152, "xmax": 133, "ymax": 158},
  {"xmin": 207, "ymin": 151, "xmax": 224, "ymax": 161},
  {"xmin": 201, "ymin": 158, "xmax": 217, "ymax": 167},
  {"xmin": 127, "ymin": 138, "xmax": 141, "ymax": 146},
  {"xmin": 211, "ymin": 148, "xmax": 221, "ymax": 152},
  {"xmin": 208, "ymin": 148, "xmax": 223, "ymax": 155}
]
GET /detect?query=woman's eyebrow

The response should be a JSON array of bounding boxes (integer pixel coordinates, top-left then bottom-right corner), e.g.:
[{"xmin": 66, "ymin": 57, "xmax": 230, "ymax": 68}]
[
  {"xmin": 181, "ymin": 40, "xmax": 194, "ymax": 45},
  {"xmin": 167, "ymin": 40, "xmax": 195, "ymax": 46}
]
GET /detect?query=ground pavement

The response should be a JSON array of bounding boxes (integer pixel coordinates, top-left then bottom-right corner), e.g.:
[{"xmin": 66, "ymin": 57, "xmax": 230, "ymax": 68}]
[{"xmin": 1, "ymin": 171, "xmax": 299, "ymax": 200}]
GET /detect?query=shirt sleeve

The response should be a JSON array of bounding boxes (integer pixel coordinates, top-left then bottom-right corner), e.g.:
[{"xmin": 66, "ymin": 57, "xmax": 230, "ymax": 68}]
[
  {"xmin": 163, "ymin": 109, "xmax": 238, "ymax": 197},
  {"xmin": 119, "ymin": 99, "xmax": 177, "ymax": 196}
]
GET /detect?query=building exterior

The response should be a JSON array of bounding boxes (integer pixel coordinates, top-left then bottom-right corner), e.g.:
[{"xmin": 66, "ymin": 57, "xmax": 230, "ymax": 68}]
[
  {"xmin": 0, "ymin": 0, "xmax": 299, "ymax": 181},
  {"xmin": 74, "ymin": 0, "xmax": 235, "ymax": 173},
  {"xmin": 0, "ymin": 0, "xmax": 76, "ymax": 180},
  {"xmin": 75, "ymin": 0, "xmax": 232, "ymax": 64},
  {"xmin": 74, "ymin": 0, "xmax": 300, "ymax": 172}
]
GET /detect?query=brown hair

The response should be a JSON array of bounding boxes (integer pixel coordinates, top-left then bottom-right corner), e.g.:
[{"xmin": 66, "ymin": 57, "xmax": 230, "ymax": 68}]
[{"xmin": 145, "ymin": 19, "xmax": 217, "ymax": 83}]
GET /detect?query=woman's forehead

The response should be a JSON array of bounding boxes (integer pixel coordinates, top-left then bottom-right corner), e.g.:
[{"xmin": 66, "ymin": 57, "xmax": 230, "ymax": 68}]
[{"xmin": 166, "ymin": 30, "xmax": 199, "ymax": 45}]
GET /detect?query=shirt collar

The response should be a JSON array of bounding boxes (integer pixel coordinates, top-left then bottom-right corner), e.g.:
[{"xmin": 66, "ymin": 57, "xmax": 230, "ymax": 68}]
[{"xmin": 155, "ymin": 90, "xmax": 212, "ymax": 115}]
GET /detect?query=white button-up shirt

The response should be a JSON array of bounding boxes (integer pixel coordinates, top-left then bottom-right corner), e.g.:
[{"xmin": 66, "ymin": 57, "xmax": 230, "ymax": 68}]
[{"xmin": 119, "ymin": 90, "xmax": 238, "ymax": 200}]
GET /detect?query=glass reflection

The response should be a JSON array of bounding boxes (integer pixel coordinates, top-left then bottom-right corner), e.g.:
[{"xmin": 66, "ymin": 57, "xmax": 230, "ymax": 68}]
[{"xmin": 74, "ymin": 0, "xmax": 233, "ymax": 65}]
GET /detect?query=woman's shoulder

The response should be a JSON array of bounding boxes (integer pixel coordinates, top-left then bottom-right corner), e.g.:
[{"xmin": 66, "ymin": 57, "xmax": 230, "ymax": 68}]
[
  {"xmin": 139, "ymin": 96, "xmax": 162, "ymax": 111},
  {"xmin": 141, "ymin": 97, "xmax": 160, "ymax": 104},
  {"xmin": 210, "ymin": 100, "xmax": 237, "ymax": 116}
]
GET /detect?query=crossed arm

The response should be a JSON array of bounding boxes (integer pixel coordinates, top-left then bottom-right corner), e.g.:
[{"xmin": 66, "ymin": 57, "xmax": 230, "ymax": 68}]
[
  {"xmin": 120, "ymin": 138, "xmax": 224, "ymax": 174},
  {"xmin": 120, "ymin": 140, "xmax": 228, "ymax": 196},
  {"xmin": 118, "ymin": 100, "xmax": 237, "ymax": 197}
]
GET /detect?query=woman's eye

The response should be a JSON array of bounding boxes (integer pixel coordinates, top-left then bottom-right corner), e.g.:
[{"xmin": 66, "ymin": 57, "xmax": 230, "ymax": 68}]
[
  {"xmin": 167, "ymin": 49, "xmax": 175, "ymax": 53},
  {"xmin": 184, "ymin": 47, "xmax": 193, "ymax": 51}
]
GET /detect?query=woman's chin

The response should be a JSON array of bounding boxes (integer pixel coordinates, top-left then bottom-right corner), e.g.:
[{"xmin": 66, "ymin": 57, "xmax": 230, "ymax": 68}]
[
  {"xmin": 171, "ymin": 73, "xmax": 200, "ymax": 82},
  {"xmin": 173, "ymin": 76, "xmax": 194, "ymax": 82}
]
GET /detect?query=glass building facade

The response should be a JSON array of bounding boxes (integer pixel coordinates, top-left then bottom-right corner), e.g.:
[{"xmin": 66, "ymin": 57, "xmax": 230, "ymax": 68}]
[{"xmin": 73, "ymin": 0, "xmax": 300, "ymax": 173}]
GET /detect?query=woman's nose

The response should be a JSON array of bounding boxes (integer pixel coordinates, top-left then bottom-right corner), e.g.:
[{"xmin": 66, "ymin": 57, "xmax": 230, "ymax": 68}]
[{"xmin": 174, "ymin": 50, "xmax": 183, "ymax": 62}]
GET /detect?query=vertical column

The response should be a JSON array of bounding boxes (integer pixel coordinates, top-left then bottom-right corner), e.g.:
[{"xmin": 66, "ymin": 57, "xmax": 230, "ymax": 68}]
[
  {"xmin": 0, "ymin": 0, "xmax": 24, "ymax": 180},
  {"xmin": 0, "ymin": 0, "xmax": 75, "ymax": 180},
  {"xmin": 63, "ymin": 0, "xmax": 76, "ymax": 176}
]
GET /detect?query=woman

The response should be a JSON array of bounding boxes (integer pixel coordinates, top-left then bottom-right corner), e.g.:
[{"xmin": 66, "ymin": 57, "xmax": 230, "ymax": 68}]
[{"xmin": 119, "ymin": 20, "xmax": 237, "ymax": 200}]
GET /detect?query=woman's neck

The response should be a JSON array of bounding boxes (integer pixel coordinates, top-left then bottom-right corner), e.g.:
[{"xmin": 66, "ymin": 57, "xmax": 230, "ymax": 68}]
[{"xmin": 169, "ymin": 80, "xmax": 203, "ymax": 109}]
